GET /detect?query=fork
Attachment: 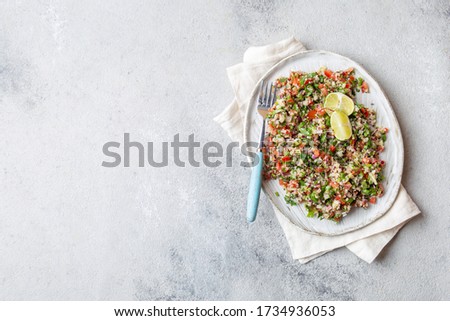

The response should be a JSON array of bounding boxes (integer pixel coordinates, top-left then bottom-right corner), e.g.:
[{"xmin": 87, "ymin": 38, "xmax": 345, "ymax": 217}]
[{"xmin": 247, "ymin": 80, "xmax": 276, "ymax": 223}]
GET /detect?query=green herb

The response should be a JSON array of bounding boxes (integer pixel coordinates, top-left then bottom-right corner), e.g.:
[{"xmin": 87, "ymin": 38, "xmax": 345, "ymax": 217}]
[
  {"xmin": 299, "ymin": 128, "xmax": 311, "ymax": 136},
  {"xmin": 362, "ymin": 180, "xmax": 369, "ymax": 189},
  {"xmin": 306, "ymin": 206, "xmax": 316, "ymax": 218},
  {"xmin": 284, "ymin": 194, "xmax": 297, "ymax": 206},
  {"xmin": 300, "ymin": 76, "xmax": 307, "ymax": 86}
]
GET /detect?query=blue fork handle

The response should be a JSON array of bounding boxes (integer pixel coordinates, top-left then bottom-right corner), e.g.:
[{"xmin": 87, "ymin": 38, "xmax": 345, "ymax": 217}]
[{"xmin": 247, "ymin": 151, "xmax": 264, "ymax": 223}]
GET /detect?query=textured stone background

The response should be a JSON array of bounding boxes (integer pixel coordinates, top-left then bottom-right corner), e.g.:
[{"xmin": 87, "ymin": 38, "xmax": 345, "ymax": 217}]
[{"xmin": 0, "ymin": 0, "xmax": 449, "ymax": 300}]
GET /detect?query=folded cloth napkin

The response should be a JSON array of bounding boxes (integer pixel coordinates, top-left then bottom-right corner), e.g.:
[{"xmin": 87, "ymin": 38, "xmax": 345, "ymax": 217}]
[{"xmin": 215, "ymin": 36, "xmax": 421, "ymax": 263}]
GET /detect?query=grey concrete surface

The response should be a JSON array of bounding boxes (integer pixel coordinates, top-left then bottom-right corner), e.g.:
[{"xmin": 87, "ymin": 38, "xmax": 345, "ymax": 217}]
[{"xmin": 0, "ymin": 0, "xmax": 449, "ymax": 300}]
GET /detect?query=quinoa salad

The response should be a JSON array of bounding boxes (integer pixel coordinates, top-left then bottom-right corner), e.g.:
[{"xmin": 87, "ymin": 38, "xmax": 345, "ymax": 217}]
[{"xmin": 263, "ymin": 67, "xmax": 388, "ymax": 222}]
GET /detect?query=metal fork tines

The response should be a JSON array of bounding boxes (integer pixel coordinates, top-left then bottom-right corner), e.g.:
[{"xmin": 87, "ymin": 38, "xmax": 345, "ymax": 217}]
[{"xmin": 257, "ymin": 80, "xmax": 276, "ymax": 149}]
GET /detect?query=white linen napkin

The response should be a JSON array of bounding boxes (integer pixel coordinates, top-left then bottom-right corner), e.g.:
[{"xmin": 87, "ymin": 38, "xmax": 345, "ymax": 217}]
[{"xmin": 215, "ymin": 36, "xmax": 421, "ymax": 263}]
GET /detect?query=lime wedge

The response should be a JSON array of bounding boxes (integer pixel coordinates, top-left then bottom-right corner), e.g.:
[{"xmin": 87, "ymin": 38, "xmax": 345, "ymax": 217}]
[
  {"xmin": 331, "ymin": 111, "xmax": 352, "ymax": 140},
  {"xmin": 324, "ymin": 93, "xmax": 354, "ymax": 116}
]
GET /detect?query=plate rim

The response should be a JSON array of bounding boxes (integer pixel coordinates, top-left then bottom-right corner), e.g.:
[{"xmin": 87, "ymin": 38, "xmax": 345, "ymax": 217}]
[{"xmin": 243, "ymin": 49, "xmax": 404, "ymax": 236}]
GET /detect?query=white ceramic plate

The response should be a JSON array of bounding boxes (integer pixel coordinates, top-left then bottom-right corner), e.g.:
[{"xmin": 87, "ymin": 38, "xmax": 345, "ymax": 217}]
[{"xmin": 244, "ymin": 50, "xmax": 404, "ymax": 236}]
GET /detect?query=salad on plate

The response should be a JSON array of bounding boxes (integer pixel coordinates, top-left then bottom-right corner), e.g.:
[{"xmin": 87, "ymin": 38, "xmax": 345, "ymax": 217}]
[{"xmin": 263, "ymin": 67, "xmax": 388, "ymax": 222}]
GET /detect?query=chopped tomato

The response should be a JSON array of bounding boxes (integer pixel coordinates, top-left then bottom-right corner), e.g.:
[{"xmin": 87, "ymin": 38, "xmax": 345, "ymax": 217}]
[
  {"xmin": 330, "ymin": 145, "xmax": 336, "ymax": 153},
  {"xmin": 313, "ymin": 149, "xmax": 320, "ymax": 158},
  {"xmin": 281, "ymin": 128, "xmax": 291, "ymax": 136},
  {"xmin": 315, "ymin": 167, "xmax": 324, "ymax": 173},
  {"xmin": 279, "ymin": 179, "xmax": 288, "ymax": 187},
  {"xmin": 292, "ymin": 78, "xmax": 300, "ymax": 87},
  {"xmin": 320, "ymin": 87, "xmax": 328, "ymax": 96},
  {"xmin": 377, "ymin": 145, "xmax": 385, "ymax": 152},
  {"xmin": 360, "ymin": 107, "xmax": 369, "ymax": 118},
  {"xmin": 384, "ymin": 128, "xmax": 389, "ymax": 133},
  {"xmin": 345, "ymin": 67, "xmax": 354, "ymax": 74},
  {"xmin": 304, "ymin": 79, "xmax": 312, "ymax": 85},
  {"xmin": 281, "ymin": 156, "xmax": 291, "ymax": 162},
  {"xmin": 335, "ymin": 195, "xmax": 345, "ymax": 205},
  {"xmin": 361, "ymin": 81, "xmax": 369, "ymax": 93},
  {"xmin": 276, "ymin": 162, "xmax": 282, "ymax": 172},
  {"xmin": 369, "ymin": 197, "xmax": 377, "ymax": 204},
  {"xmin": 307, "ymin": 109, "xmax": 317, "ymax": 120},
  {"xmin": 330, "ymin": 181, "xmax": 339, "ymax": 189},
  {"xmin": 317, "ymin": 107, "xmax": 326, "ymax": 116},
  {"xmin": 324, "ymin": 69, "xmax": 333, "ymax": 78},
  {"xmin": 289, "ymin": 181, "xmax": 299, "ymax": 188}
]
